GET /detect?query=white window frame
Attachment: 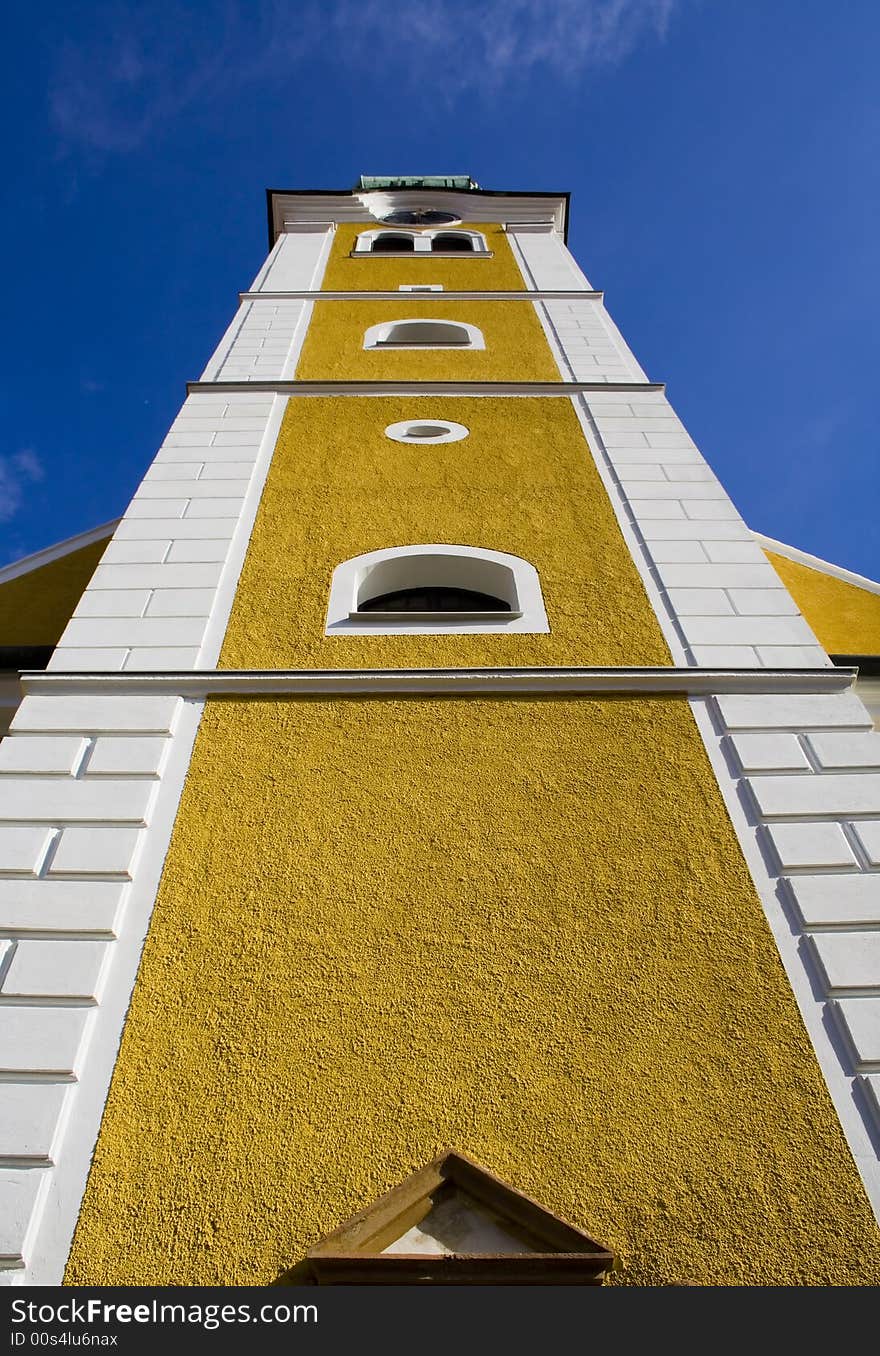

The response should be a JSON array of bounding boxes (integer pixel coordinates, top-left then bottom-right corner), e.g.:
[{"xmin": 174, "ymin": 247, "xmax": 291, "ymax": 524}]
[
  {"xmin": 364, "ymin": 319, "xmax": 485, "ymax": 351},
  {"xmin": 384, "ymin": 420, "xmax": 469, "ymax": 445},
  {"xmin": 326, "ymin": 545, "xmax": 550, "ymax": 635},
  {"xmin": 352, "ymin": 229, "xmax": 490, "ymax": 257}
]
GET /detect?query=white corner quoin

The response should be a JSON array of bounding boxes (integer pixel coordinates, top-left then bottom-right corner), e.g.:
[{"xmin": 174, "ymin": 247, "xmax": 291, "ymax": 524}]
[{"xmin": 326, "ymin": 545, "xmax": 550, "ymax": 635}]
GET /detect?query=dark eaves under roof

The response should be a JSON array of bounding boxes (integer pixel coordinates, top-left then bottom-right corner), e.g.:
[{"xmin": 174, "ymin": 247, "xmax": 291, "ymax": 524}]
[{"xmin": 265, "ymin": 186, "xmax": 571, "ymax": 249}]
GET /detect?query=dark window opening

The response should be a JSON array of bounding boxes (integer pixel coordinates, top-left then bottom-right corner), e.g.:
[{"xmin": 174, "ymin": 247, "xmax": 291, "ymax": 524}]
[
  {"xmin": 382, "ymin": 210, "xmax": 459, "ymax": 226},
  {"xmin": 359, "ymin": 586, "xmax": 511, "ymax": 614},
  {"xmin": 371, "ymin": 234, "xmax": 415, "ymax": 253},
  {"xmin": 432, "ymin": 234, "xmax": 474, "ymax": 253}
]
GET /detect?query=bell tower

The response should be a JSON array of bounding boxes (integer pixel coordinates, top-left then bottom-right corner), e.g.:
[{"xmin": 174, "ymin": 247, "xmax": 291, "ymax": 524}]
[{"xmin": 2, "ymin": 176, "xmax": 879, "ymax": 1286}]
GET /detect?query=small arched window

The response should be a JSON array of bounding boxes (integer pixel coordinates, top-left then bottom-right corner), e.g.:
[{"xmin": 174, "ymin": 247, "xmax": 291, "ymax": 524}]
[
  {"xmin": 370, "ymin": 233, "xmax": 415, "ymax": 254},
  {"xmin": 326, "ymin": 546, "xmax": 550, "ymax": 635},
  {"xmin": 363, "ymin": 319, "xmax": 485, "ymax": 351},
  {"xmin": 432, "ymin": 233, "xmax": 474, "ymax": 253}
]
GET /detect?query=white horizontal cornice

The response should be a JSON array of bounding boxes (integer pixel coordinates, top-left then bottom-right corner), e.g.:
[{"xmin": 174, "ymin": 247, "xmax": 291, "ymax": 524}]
[
  {"xmin": 240, "ymin": 290, "xmax": 604, "ymax": 301},
  {"xmin": 20, "ymin": 667, "xmax": 855, "ymax": 699},
  {"xmin": 185, "ymin": 380, "xmax": 665, "ymax": 396}
]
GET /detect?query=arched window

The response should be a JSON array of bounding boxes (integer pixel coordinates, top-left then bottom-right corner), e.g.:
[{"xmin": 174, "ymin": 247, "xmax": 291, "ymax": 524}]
[
  {"xmin": 370, "ymin": 233, "xmax": 415, "ymax": 254},
  {"xmin": 326, "ymin": 546, "xmax": 550, "ymax": 635},
  {"xmin": 432, "ymin": 233, "xmax": 474, "ymax": 253},
  {"xmin": 352, "ymin": 229, "xmax": 489, "ymax": 257},
  {"xmin": 363, "ymin": 319, "xmax": 485, "ymax": 350}
]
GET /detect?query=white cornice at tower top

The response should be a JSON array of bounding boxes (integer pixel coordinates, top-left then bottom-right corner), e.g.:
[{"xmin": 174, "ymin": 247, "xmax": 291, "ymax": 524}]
[{"xmin": 266, "ymin": 187, "xmax": 569, "ymax": 246}]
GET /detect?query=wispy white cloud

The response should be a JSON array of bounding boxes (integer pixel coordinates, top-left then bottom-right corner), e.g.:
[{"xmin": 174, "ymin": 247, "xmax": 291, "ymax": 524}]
[
  {"xmin": 0, "ymin": 450, "xmax": 45, "ymax": 524},
  {"xmin": 49, "ymin": 0, "xmax": 679, "ymax": 155}
]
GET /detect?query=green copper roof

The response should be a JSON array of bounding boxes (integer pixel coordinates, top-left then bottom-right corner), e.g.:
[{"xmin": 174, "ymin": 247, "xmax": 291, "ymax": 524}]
[{"xmin": 357, "ymin": 175, "xmax": 478, "ymax": 191}]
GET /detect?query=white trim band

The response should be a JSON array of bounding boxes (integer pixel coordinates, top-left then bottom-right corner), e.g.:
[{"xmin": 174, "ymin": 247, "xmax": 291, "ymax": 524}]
[{"xmin": 20, "ymin": 668, "xmax": 857, "ymax": 698}]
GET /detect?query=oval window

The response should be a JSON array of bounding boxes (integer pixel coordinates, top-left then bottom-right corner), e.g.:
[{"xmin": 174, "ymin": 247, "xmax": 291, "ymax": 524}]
[{"xmin": 384, "ymin": 420, "xmax": 469, "ymax": 445}]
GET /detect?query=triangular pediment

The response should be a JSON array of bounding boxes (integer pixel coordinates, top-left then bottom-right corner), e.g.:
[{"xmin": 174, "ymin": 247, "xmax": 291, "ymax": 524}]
[{"xmin": 306, "ymin": 1152, "xmax": 614, "ymax": 1284}]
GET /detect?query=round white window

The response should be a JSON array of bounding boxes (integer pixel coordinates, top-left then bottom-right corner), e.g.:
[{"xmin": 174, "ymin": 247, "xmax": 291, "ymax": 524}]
[{"xmin": 384, "ymin": 420, "xmax": 469, "ymax": 445}]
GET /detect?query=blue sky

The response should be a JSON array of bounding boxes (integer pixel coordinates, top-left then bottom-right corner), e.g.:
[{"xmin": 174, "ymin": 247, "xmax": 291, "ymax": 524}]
[{"xmin": 1, "ymin": 0, "xmax": 878, "ymax": 577}]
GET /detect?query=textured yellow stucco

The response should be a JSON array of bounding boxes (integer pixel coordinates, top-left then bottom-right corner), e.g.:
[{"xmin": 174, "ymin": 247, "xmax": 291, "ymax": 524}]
[
  {"xmin": 320, "ymin": 222, "xmax": 527, "ymax": 292},
  {"xmin": 295, "ymin": 298, "xmax": 560, "ymax": 383},
  {"xmin": 0, "ymin": 538, "xmax": 108, "ymax": 647},
  {"xmin": 766, "ymin": 551, "xmax": 880, "ymax": 654},
  {"xmin": 219, "ymin": 396, "xmax": 671, "ymax": 670},
  {"xmin": 66, "ymin": 695, "xmax": 880, "ymax": 1286}
]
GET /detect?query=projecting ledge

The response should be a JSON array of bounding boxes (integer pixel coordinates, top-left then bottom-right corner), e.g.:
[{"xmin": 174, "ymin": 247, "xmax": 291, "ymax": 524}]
[
  {"xmin": 185, "ymin": 379, "xmax": 666, "ymax": 396},
  {"xmin": 20, "ymin": 668, "xmax": 856, "ymax": 699}
]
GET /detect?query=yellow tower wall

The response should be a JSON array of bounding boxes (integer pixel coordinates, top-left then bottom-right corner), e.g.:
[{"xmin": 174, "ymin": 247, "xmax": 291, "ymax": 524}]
[
  {"xmin": 66, "ymin": 694, "xmax": 880, "ymax": 1286},
  {"xmin": 219, "ymin": 396, "xmax": 672, "ymax": 670}
]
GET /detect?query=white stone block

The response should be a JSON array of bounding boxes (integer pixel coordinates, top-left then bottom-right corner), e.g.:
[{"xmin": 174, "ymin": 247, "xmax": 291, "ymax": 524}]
[
  {"xmin": 91, "ymin": 563, "xmax": 223, "ymax": 590},
  {"xmin": 682, "ymin": 616, "xmax": 818, "ymax": 646},
  {"xmin": 0, "ymin": 1084, "xmax": 67, "ymax": 1160},
  {"xmin": 212, "ymin": 431, "xmax": 263, "ymax": 447},
  {"xmin": 787, "ymin": 875, "xmax": 880, "ymax": 927},
  {"xmin": 646, "ymin": 542, "xmax": 708, "ymax": 563},
  {"xmin": 852, "ymin": 821, "xmax": 880, "ymax": 867},
  {"xmin": 807, "ymin": 733, "xmax": 880, "ymax": 770},
  {"xmin": 124, "ymin": 648, "xmax": 201, "ymax": 670},
  {"xmin": 60, "ymin": 618, "xmax": 206, "ymax": 649},
  {"xmin": 0, "ymin": 1007, "xmax": 90, "ymax": 1075},
  {"xmin": 754, "ymin": 646, "xmax": 831, "ymax": 668},
  {"xmin": 87, "ymin": 737, "xmax": 168, "ymax": 777},
  {"xmin": 728, "ymin": 590, "xmax": 800, "ymax": 616},
  {"xmin": 199, "ymin": 462, "xmax": 256, "ymax": 481},
  {"xmin": 705, "ymin": 541, "xmax": 770, "ymax": 563},
  {"xmin": 729, "ymin": 733, "xmax": 810, "ymax": 773},
  {"xmin": 715, "ymin": 693, "xmax": 872, "ymax": 731},
  {"xmin": 640, "ymin": 520, "xmax": 753, "ymax": 541},
  {"xmin": 0, "ymin": 879, "xmax": 122, "ymax": 935},
  {"xmin": 162, "ymin": 431, "xmax": 215, "ymax": 447},
  {"xmin": 658, "ymin": 563, "xmax": 780, "ymax": 591},
  {"xmin": 751, "ymin": 773, "xmax": 880, "ymax": 818},
  {"xmin": 10, "ymin": 695, "xmax": 178, "ymax": 735},
  {"xmin": 688, "ymin": 645, "xmax": 759, "ymax": 667},
  {"xmin": 183, "ymin": 498, "xmax": 245, "ymax": 519},
  {"xmin": 831, "ymin": 998, "xmax": 880, "ymax": 1068},
  {"xmin": 808, "ymin": 932, "xmax": 880, "ymax": 993},
  {"xmin": 0, "ymin": 779, "xmax": 153, "ymax": 824},
  {"xmin": 98, "ymin": 540, "xmax": 171, "ymax": 564},
  {"xmin": 0, "ymin": 827, "xmax": 54, "ymax": 876},
  {"xmin": 114, "ymin": 517, "xmax": 235, "ymax": 540},
  {"xmin": 663, "ymin": 466, "xmax": 717, "ymax": 483},
  {"xmin": 74, "ymin": 591, "xmax": 151, "ymax": 618},
  {"xmin": 666, "ymin": 589, "xmax": 734, "ymax": 616},
  {"xmin": 628, "ymin": 500, "xmax": 686, "ymax": 519},
  {"xmin": 0, "ymin": 738, "xmax": 85, "ymax": 775},
  {"xmin": 202, "ymin": 419, "xmax": 266, "ymax": 433},
  {"xmin": 145, "ymin": 589, "xmax": 215, "ymax": 617},
  {"xmin": 765, "ymin": 822, "xmax": 857, "ymax": 871},
  {"xmin": 683, "ymin": 500, "xmax": 741, "ymax": 521},
  {"xmin": 607, "ymin": 444, "xmax": 701, "ymax": 462},
  {"xmin": 643, "ymin": 432, "xmax": 698, "ymax": 450},
  {"xmin": 2, "ymin": 940, "xmax": 107, "ymax": 1000},
  {"xmin": 145, "ymin": 462, "xmax": 204, "ymax": 481},
  {"xmin": 126, "ymin": 498, "xmax": 188, "ymax": 519},
  {"xmin": 0, "ymin": 1168, "xmax": 47, "ymax": 1260},
  {"xmin": 50, "ymin": 826, "xmax": 141, "ymax": 878},
  {"xmin": 139, "ymin": 479, "xmax": 250, "ymax": 500},
  {"xmin": 49, "ymin": 648, "xmax": 129, "ymax": 672},
  {"xmin": 621, "ymin": 480, "xmax": 726, "ymax": 500},
  {"xmin": 166, "ymin": 541, "xmax": 230, "ymax": 563}
]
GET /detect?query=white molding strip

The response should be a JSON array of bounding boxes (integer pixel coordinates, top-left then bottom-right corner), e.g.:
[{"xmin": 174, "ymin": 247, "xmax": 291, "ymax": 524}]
[
  {"xmin": 0, "ymin": 522, "xmax": 118, "ymax": 587},
  {"xmin": 21, "ymin": 667, "xmax": 856, "ymax": 699},
  {"xmin": 756, "ymin": 533, "xmax": 880, "ymax": 599},
  {"xmin": 185, "ymin": 380, "xmax": 666, "ymax": 396},
  {"xmin": 240, "ymin": 290, "xmax": 605, "ymax": 301}
]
